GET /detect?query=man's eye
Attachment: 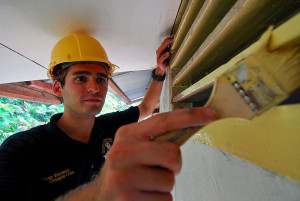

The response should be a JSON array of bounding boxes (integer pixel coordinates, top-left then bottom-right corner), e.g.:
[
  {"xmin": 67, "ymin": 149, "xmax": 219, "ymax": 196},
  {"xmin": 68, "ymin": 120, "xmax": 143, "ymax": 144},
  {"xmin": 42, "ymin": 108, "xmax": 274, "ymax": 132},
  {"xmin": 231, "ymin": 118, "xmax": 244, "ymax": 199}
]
[
  {"xmin": 75, "ymin": 76, "xmax": 86, "ymax": 82},
  {"xmin": 97, "ymin": 77, "xmax": 107, "ymax": 84}
]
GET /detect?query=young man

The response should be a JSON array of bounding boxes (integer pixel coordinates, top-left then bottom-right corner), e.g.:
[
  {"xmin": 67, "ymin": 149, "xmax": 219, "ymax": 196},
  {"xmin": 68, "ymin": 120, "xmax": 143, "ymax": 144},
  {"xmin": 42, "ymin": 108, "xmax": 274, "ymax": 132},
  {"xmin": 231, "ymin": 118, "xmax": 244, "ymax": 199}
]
[{"xmin": 0, "ymin": 34, "xmax": 217, "ymax": 201}]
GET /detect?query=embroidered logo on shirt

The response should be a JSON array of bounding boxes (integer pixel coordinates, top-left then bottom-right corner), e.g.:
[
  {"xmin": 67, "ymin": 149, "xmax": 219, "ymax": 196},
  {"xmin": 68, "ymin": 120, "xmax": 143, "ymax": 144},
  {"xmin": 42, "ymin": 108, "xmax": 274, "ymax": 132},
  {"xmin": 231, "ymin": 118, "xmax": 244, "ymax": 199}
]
[
  {"xmin": 102, "ymin": 138, "xmax": 113, "ymax": 159},
  {"xmin": 41, "ymin": 169, "xmax": 75, "ymax": 184}
]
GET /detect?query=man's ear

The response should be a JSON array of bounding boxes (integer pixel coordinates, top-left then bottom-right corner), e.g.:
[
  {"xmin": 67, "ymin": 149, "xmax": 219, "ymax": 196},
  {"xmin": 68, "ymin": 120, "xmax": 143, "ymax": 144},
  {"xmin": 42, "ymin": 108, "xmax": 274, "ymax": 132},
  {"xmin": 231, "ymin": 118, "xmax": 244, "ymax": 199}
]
[{"xmin": 53, "ymin": 80, "xmax": 63, "ymax": 97}]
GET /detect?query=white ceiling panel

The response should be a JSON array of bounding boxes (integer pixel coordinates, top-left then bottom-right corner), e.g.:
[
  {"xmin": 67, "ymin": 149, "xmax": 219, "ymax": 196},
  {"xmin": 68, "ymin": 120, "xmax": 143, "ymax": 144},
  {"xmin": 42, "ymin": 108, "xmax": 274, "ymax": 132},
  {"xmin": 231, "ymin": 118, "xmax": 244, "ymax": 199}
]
[
  {"xmin": 0, "ymin": 0, "xmax": 181, "ymax": 83},
  {"xmin": 0, "ymin": 44, "xmax": 47, "ymax": 84}
]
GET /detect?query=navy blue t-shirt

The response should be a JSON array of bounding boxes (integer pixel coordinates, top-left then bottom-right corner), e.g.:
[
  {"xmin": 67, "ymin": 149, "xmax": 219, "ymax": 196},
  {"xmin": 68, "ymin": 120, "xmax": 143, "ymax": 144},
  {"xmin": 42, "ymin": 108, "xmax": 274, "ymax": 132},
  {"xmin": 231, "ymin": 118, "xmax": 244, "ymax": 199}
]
[{"xmin": 0, "ymin": 106, "xmax": 139, "ymax": 201}]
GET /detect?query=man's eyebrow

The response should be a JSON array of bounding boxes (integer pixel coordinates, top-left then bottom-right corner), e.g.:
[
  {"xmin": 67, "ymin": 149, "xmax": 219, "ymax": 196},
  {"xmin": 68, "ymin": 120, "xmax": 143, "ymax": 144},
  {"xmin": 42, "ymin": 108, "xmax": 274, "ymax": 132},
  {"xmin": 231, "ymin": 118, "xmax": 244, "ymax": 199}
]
[
  {"xmin": 71, "ymin": 71, "xmax": 108, "ymax": 78},
  {"xmin": 72, "ymin": 71, "xmax": 91, "ymax": 76}
]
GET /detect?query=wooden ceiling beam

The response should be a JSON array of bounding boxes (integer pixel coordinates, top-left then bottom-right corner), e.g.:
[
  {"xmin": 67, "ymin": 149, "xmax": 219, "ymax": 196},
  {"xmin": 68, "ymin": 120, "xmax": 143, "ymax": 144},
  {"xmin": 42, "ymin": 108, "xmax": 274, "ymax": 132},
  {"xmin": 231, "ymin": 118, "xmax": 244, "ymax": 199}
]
[
  {"xmin": 0, "ymin": 82, "xmax": 62, "ymax": 105},
  {"xmin": 108, "ymin": 78, "xmax": 131, "ymax": 103},
  {"xmin": 27, "ymin": 80, "xmax": 54, "ymax": 95}
]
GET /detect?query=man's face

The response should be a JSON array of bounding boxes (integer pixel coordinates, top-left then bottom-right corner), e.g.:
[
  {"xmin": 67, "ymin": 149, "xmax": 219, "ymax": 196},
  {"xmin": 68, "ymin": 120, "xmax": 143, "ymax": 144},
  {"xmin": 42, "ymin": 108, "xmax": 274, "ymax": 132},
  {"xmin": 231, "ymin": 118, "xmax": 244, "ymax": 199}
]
[{"xmin": 57, "ymin": 63, "xmax": 108, "ymax": 118}]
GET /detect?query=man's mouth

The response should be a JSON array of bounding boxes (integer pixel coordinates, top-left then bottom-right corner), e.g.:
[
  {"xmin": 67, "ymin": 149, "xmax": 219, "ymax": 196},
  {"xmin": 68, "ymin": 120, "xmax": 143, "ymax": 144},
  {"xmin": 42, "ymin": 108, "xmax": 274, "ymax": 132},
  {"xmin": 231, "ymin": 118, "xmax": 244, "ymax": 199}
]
[{"xmin": 83, "ymin": 97, "xmax": 103, "ymax": 103}]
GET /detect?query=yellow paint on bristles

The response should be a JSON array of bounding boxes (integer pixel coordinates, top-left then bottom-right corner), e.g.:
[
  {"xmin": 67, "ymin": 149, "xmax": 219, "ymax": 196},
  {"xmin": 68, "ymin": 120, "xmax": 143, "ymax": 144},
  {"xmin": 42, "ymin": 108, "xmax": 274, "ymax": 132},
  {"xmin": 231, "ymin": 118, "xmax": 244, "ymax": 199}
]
[
  {"xmin": 224, "ymin": 27, "xmax": 300, "ymax": 115},
  {"xmin": 254, "ymin": 45, "xmax": 300, "ymax": 94}
]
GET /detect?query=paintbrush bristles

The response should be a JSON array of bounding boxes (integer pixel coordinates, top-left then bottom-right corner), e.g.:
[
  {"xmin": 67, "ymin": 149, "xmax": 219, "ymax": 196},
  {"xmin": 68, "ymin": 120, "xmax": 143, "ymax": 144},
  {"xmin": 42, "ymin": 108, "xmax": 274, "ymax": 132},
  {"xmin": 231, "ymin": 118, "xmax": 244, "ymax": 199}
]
[{"xmin": 249, "ymin": 46, "xmax": 300, "ymax": 94}]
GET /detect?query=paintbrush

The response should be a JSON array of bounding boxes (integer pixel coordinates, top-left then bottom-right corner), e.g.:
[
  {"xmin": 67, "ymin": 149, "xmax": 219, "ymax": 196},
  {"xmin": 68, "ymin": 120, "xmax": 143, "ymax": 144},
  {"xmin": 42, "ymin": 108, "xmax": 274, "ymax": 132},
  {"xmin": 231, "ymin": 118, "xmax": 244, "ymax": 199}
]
[{"xmin": 154, "ymin": 39, "xmax": 300, "ymax": 146}]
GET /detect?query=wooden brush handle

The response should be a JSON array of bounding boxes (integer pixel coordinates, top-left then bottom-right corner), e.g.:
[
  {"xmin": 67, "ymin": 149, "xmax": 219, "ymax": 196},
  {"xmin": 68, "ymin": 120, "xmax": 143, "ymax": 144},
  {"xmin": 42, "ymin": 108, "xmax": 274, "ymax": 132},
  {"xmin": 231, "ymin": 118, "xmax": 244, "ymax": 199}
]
[
  {"xmin": 154, "ymin": 127, "xmax": 201, "ymax": 146},
  {"xmin": 204, "ymin": 76, "xmax": 255, "ymax": 119}
]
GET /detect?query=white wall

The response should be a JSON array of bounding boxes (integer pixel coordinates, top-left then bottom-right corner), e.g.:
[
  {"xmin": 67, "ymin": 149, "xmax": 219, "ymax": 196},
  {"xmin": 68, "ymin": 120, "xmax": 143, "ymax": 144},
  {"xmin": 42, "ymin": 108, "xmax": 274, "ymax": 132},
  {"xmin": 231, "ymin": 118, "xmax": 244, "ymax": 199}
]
[{"xmin": 175, "ymin": 140, "xmax": 300, "ymax": 201}]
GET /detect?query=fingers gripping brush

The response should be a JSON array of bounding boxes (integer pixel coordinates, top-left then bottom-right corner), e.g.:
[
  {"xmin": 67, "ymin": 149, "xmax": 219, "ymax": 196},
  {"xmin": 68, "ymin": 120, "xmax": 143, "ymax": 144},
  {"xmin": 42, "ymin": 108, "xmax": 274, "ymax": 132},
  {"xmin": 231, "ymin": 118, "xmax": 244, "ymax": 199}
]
[{"xmin": 154, "ymin": 34, "xmax": 300, "ymax": 146}]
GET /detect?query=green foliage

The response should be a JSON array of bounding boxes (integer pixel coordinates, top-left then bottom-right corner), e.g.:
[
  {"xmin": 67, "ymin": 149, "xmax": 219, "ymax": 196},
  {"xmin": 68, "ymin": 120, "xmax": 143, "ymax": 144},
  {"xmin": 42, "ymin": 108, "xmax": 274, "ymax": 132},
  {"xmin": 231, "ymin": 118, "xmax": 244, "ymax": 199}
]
[
  {"xmin": 99, "ymin": 91, "xmax": 129, "ymax": 115},
  {"xmin": 0, "ymin": 91, "xmax": 129, "ymax": 145},
  {"xmin": 0, "ymin": 97, "xmax": 64, "ymax": 144}
]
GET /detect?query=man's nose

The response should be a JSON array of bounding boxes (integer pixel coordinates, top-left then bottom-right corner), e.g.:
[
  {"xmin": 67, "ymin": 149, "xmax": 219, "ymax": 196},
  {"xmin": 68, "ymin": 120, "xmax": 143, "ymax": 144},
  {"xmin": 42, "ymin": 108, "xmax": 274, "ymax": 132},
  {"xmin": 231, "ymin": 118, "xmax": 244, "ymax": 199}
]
[{"xmin": 87, "ymin": 79, "xmax": 100, "ymax": 93}]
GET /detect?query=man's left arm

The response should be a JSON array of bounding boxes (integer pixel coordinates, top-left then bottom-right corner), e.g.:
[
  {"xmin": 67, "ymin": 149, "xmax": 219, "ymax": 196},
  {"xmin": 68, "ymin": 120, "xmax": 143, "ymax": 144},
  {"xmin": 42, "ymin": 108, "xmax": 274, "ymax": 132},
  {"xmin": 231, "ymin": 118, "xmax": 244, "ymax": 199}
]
[{"xmin": 138, "ymin": 37, "xmax": 173, "ymax": 120}]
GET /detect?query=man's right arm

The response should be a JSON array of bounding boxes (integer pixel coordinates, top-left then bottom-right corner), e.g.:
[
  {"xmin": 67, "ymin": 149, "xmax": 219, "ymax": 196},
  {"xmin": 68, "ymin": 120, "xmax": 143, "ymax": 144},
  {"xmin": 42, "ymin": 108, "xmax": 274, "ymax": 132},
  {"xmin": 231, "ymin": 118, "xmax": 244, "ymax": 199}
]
[{"xmin": 56, "ymin": 107, "xmax": 216, "ymax": 201}]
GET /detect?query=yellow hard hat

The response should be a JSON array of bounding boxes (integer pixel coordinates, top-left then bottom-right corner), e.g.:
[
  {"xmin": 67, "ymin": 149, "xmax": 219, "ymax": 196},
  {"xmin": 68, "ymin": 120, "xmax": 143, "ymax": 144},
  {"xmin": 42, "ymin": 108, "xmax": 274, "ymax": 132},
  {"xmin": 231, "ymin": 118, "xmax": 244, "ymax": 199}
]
[{"xmin": 47, "ymin": 34, "xmax": 118, "ymax": 79}]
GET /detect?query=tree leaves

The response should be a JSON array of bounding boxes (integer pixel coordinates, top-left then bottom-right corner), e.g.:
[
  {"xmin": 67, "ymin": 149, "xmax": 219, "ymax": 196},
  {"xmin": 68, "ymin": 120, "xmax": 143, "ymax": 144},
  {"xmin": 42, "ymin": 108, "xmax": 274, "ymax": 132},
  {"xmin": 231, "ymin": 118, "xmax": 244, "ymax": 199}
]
[{"xmin": 0, "ymin": 97, "xmax": 64, "ymax": 144}]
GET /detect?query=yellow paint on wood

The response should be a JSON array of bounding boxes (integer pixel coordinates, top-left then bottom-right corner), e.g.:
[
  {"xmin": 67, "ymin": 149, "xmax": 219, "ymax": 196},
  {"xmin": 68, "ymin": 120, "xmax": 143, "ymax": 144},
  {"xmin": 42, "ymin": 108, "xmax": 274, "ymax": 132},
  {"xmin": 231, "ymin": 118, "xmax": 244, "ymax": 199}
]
[
  {"xmin": 192, "ymin": 104, "xmax": 300, "ymax": 183},
  {"xmin": 174, "ymin": 12, "xmax": 300, "ymax": 183},
  {"xmin": 173, "ymin": 26, "xmax": 273, "ymax": 102}
]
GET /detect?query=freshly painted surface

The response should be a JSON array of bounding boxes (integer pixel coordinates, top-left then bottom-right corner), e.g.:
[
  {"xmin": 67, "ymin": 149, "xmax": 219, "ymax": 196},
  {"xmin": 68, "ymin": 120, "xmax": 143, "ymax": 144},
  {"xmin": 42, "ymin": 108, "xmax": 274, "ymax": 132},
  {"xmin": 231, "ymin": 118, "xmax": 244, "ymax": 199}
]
[
  {"xmin": 192, "ymin": 104, "xmax": 300, "ymax": 183},
  {"xmin": 269, "ymin": 12, "xmax": 300, "ymax": 50},
  {"xmin": 0, "ymin": 0, "xmax": 181, "ymax": 84},
  {"xmin": 172, "ymin": 21, "xmax": 300, "ymax": 183},
  {"xmin": 176, "ymin": 140, "xmax": 300, "ymax": 201}
]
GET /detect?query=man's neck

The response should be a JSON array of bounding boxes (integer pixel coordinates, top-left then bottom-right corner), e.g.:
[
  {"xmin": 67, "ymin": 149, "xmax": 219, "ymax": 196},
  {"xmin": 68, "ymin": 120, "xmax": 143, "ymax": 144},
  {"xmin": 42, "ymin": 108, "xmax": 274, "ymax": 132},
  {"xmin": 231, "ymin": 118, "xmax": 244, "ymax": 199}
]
[{"xmin": 56, "ymin": 112, "xmax": 96, "ymax": 144}]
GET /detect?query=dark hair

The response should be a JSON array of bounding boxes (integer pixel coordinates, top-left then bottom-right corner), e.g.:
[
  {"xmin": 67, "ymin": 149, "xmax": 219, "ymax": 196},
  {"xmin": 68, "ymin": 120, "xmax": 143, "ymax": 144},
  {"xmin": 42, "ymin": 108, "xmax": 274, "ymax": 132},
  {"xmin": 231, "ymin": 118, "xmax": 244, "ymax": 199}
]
[{"xmin": 52, "ymin": 65, "xmax": 70, "ymax": 88}]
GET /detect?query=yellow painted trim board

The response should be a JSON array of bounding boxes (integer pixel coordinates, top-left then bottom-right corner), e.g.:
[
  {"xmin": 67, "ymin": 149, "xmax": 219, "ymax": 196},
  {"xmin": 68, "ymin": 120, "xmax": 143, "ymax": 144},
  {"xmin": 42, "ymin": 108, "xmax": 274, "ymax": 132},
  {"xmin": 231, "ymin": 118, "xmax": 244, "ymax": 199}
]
[
  {"xmin": 170, "ymin": 0, "xmax": 189, "ymax": 37},
  {"xmin": 192, "ymin": 104, "xmax": 300, "ymax": 183}
]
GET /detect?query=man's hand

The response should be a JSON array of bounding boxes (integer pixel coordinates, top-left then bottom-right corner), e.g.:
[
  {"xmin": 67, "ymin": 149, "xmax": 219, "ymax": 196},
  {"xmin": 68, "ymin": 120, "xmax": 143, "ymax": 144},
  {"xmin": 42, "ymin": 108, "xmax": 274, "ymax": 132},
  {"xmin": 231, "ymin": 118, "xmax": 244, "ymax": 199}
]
[
  {"xmin": 57, "ymin": 108, "xmax": 216, "ymax": 201},
  {"xmin": 156, "ymin": 37, "xmax": 173, "ymax": 76},
  {"xmin": 95, "ymin": 107, "xmax": 217, "ymax": 201}
]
